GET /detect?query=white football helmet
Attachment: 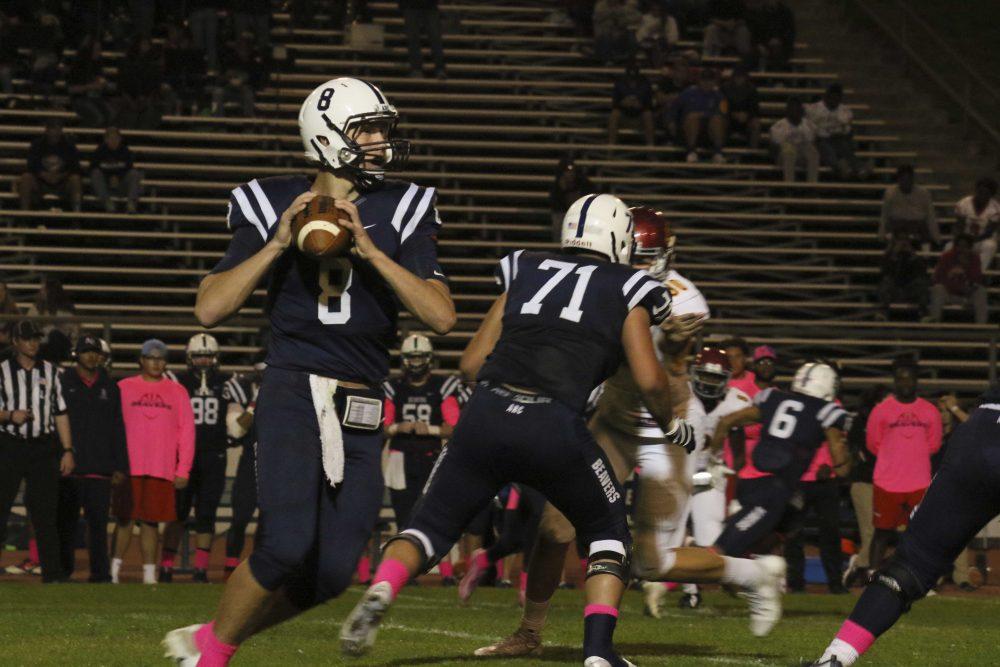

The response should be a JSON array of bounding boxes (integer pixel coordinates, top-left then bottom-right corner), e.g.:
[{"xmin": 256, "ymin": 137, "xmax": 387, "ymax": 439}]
[
  {"xmin": 401, "ymin": 334, "xmax": 434, "ymax": 378},
  {"xmin": 298, "ymin": 77, "xmax": 409, "ymax": 189},
  {"xmin": 792, "ymin": 362, "xmax": 839, "ymax": 401},
  {"xmin": 561, "ymin": 194, "xmax": 634, "ymax": 264},
  {"xmin": 98, "ymin": 337, "xmax": 112, "ymax": 368},
  {"xmin": 186, "ymin": 333, "xmax": 220, "ymax": 369}
]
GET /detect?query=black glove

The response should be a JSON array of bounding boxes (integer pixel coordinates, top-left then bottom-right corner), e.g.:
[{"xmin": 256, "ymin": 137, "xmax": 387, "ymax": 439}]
[{"xmin": 666, "ymin": 418, "xmax": 696, "ymax": 454}]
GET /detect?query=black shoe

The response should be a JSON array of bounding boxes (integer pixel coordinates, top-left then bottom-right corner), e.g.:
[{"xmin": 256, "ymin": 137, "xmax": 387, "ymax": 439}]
[
  {"xmin": 440, "ymin": 576, "xmax": 457, "ymax": 587},
  {"xmin": 158, "ymin": 568, "xmax": 173, "ymax": 583},
  {"xmin": 88, "ymin": 575, "xmax": 112, "ymax": 584},
  {"xmin": 193, "ymin": 568, "xmax": 209, "ymax": 583},
  {"xmin": 805, "ymin": 659, "xmax": 843, "ymax": 667},
  {"xmin": 678, "ymin": 592, "xmax": 701, "ymax": 609},
  {"xmin": 828, "ymin": 583, "xmax": 849, "ymax": 595},
  {"xmin": 495, "ymin": 579, "xmax": 513, "ymax": 588},
  {"xmin": 557, "ymin": 581, "xmax": 576, "ymax": 590},
  {"xmin": 958, "ymin": 581, "xmax": 977, "ymax": 592}
]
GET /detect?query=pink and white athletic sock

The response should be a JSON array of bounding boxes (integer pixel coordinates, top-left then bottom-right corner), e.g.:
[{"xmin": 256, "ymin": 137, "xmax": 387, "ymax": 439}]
[
  {"xmin": 372, "ymin": 558, "xmax": 412, "ymax": 599},
  {"xmin": 356, "ymin": 555, "xmax": 371, "ymax": 584},
  {"xmin": 160, "ymin": 549, "xmax": 176, "ymax": 570},
  {"xmin": 224, "ymin": 557, "xmax": 240, "ymax": 571},
  {"xmin": 194, "ymin": 548, "xmax": 211, "ymax": 571},
  {"xmin": 438, "ymin": 559, "xmax": 454, "ymax": 578},
  {"xmin": 473, "ymin": 550, "xmax": 490, "ymax": 571},
  {"xmin": 495, "ymin": 559, "xmax": 505, "ymax": 580},
  {"xmin": 194, "ymin": 622, "xmax": 238, "ymax": 667},
  {"xmin": 519, "ymin": 571, "xmax": 528, "ymax": 592},
  {"xmin": 28, "ymin": 538, "xmax": 39, "ymax": 564},
  {"xmin": 818, "ymin": 620, "xmax": 873, "ymax": 666}
]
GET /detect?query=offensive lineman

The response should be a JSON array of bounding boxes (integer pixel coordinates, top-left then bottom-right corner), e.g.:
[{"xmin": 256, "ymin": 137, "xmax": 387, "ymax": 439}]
[
  {"xmin": 811, "ymin": 386, "xmax": 1000, "ymax": 666},
  {"xmin": 163, "ymin": 77, "xmax": 455, "ymax": 666},
  {"xmin": 341, "ymin": 193, "xmax": 695, "ymax": 667},
  {"xmin": 160, "ymin": 333, "xmax": 239, "ymax": 583}
]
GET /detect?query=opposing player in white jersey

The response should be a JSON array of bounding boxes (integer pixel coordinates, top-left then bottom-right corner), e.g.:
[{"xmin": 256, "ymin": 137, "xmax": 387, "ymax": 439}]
[{"xmin": 475, "ymin": 206, "xmax": 785, "ymax": 657}]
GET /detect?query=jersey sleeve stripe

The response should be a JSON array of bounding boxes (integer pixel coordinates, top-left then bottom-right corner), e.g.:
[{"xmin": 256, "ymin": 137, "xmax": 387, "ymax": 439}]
[
  {"xmin": 621, "ymin": 269, "xmax": 647, "ymax": 298},
  {"xmin": 382, "ymin": 381, "xmax": 395, "ymax": 398},
  {"xmin": 626, "ymin": 279, "xmax": 660, "ymax": 310},
  {"xmin": 440, "ymin": 375, "xmax": 459, "ymax": 398},
  {"xmin": 400, "ymin": 187, "xmax": 436, "ymax": 244},
  {"xmin": 511, "ymin": 249, "xmax": 524, "ymax": 281},
  {"xmin": 390, "ymin": 183, "xmax": 420, "ymax": 233},
  {"xmin": 754, "ymin": 387, "xmax": 773, "ymax": 405},
  {"xmin": 232, "ymin": 187, "xmax": 268, "ymax": 241},
  {"xmin": 822, "ymin": 408, "xmax": 848, "ymax": 428},
  {"xmin": 817, "ymin": 402, "xmax": 837, "ymax": 422},
  {"xmin": 248, "ymin": 179, "xmax": 277, "ymax": 228},
  {"xmin": 499, "ymin": 255, "xmax": 512, "ymax": 291}
]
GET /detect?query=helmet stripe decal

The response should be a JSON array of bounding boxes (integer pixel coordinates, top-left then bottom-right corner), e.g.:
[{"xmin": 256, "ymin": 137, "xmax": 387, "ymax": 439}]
[
  {"xmin": 575, "ymin": 194, "xmax": 598, "ymax": 238},
  {"xmin": 360, "ymin": 80, "xmax": 386, "ymax": 105}
]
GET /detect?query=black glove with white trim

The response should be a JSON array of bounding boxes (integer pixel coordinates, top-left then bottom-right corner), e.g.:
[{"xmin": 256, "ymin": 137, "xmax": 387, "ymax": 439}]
[{"xmin": 666, "ymin": 418, "xmax": 696, "ymax": 454}]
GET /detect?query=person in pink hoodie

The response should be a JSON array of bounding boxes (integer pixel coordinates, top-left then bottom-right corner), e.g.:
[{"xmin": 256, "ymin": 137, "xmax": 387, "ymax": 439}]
[
  {"xmin": 110, "ymin": 339, "xmax": 195, "ymax": 584},
  {"xmin": 866, "ymin": 362, "xmax": 941, "ymax": 570}
]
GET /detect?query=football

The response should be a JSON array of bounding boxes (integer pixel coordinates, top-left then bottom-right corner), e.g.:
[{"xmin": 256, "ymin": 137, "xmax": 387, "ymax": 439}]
[{"xmin": 290, "ymin": 195, "xmax": 353, "ymax": 259}]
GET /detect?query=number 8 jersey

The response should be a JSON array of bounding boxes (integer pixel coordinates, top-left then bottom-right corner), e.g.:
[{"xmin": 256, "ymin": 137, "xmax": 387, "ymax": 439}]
[
  {"xmin": 211, "ymin": 175, "xmax": 447, "ymax": 384},
  {"xmin": 478, "ymin": 250, "xmax": 672, "ymax": 413}
]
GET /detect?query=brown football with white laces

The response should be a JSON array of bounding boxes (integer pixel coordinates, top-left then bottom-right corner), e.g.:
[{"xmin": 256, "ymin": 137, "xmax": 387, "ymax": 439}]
[{"xmin": 290, "ymin": 195, "xmax": 353, "ymax": 259}]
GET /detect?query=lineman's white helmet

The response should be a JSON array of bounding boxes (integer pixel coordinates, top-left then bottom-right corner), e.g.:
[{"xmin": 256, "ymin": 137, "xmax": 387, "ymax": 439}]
[
  {"xmin": 298, "ymin": 77, "xmax": 409, "ymax": 189},
  {"xmin": 561, "ymin": 194, "xmax": 634, "ymax": 264},
  {"xmin": 186, "ymin": 333, "xmax": 220, "ymax": 367},
  {"xmin": 401, "ymin": 334, "xmax": 434, "ymax": 377},
  {"xmin": 401, "ymin": 334, "xmax": 434, "ymax": 356},
  {"xmin": 792, "ymin": 362, "xmax": 839, "ymax": 401}
]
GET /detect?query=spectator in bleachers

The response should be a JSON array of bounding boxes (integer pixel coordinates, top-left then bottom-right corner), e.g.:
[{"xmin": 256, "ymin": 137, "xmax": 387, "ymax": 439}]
[
  {"xmin": 0, "ymin": 281, "xmax": 21, "ymax": 316},
  {"xmin": 231, "ymin": 0, "xmax": 271, "ymax": 51},
  {"xmin": 721, "ymin": 65, "xmax": 760, "ymax": 148},
  {"xmin": 807, "ymin": 83, "xmax": 866, "ymax": 180},
  {"xmin": 926, "ymin": 234, "xmax": 988, "ymax": 324},
  {"xmin": 593, "ymin": 0, "xmax": 640, "ymax": 65},
  {"xmin": 19, "ymin": 119, "xmax": 83, "ymax": 212},
  {"xmin": 27, "ymin": 276, "xmax": 77, "ymax": 363},
  {"xmin": 746, "ymin": 0, "xmax": 795, "ymax": 70},
  {"xmin": 27, "ymin": 9, "xmax": 64, "ymax": 100},
  {"xmin": 399, "ymin": 0, "xmax": 447, "ymax": 79},
  {"xmin": 608, "ymin": 60, "xmax": 655, "ymax": 147},
  {"xmin": 702, "ymin": 0, "xmax": 751, "ymax": 59},
  {"xmin": 212, "ymin": 31, "xmax": 270, "ymax": 118},
  {"xmin": 67, "ymin": 36, "xmax": 113, "ymax": 128},
  {"xmin": 636, "ymin": 2, "xmax": 679, "ymax": 68},
  {"xmin": 876, "ymin": 236, "xmax": 930, "ymax": 322},
  {"xmin": 768, "ymin": 97, "xmax": 818, "ymax": 182},
  {"xmin": 115, "ymin": 37, "xmax": 164, "ymax": 130},
  {"xmin": 163, "ymin": 24, "xmax": 208, "ymax": 116},
  {"xmin": 878, "ymin": 165, "xmax": 941, "ymax": 248},
  {"xmin": 653, "ymin": 55, "xmax": 695, "ymax": 137},
  {"xmin": 841, "ymin": 384, "xmax": 888, "ymax": 588},
  {"xmin": 188, "ymin": 0, "xmax": 221, "ymax": 72},
  {"xmin": 670, "ymin": 67, "xmax": 728, "ymax": 163},
  {"xmin": 952, "ymin": 177, "xmax": 999, "ymax": 271},
  {"xmin": 90, "ymin": 127, "xmax": 142, "ymax": 214},
  {"xmin": 549, "ymin": 156, "xmax": 595, "ymax": 239},
  {"xmin": 0, "ymin": 11, "xmax": 25, "ymax": 105},
  {"xmin": 112, "ymin": 339, "xmax": 195, "ymax": 585}
]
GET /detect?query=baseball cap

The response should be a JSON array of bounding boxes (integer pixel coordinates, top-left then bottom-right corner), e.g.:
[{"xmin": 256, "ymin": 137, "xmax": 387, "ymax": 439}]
[
  {"xmin": 140, "ymin": 338, "xmax": 168, "ymax": 358},
  {"xmin": 11, "ymin": 320, "xmax": 42, "ymax": 340},
  {"xmin": 75, "ymin": 334, "xmax": 102, "ymax": 355},
  {"xmin": 753, "ymin": 345, "xmax": 777, "ymax": 361}
]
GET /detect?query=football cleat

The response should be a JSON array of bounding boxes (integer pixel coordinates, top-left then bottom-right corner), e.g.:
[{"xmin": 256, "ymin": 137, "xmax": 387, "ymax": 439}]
[
  {"xmin": 162, "ymin": 624, "xmax": 202, "ymax": 666},
  {"xmin": 440, "ymin": 576, "xmax": 457, "ymax": 587},
  {"xmin": 584, "ymin": 655, "xmax": 637, "ymax": 667},
  {"xmin": 193, "ymin": 569, "xmax": 209, "ymax": 584},
  {"xmin": 340, "ymin": 581, "xmax": 393, "ymax": 657},
  {"xmin": 807, "ymin": 659, "xmax": 844, "ymax": 667},
  {"xmin": 473, "ymin": 628, "xmax": 543, "ymax": 657},
  {"xmin": 678, "ymin": 591, "xmax": 702, "ymax": 609},
  {"xmin": 158, "ymin": 568, "xmax": 173, "ymax": 584},
  {"xmin": 742, "ymin": 555, "xmax": 786, "ymax": 637},
  {"xmin": 458, "ymin": 549, "xmax": 489, "ymax": 603},
  {"xmin": 642, "ymin": 581, "xmax": 665, "ymax": 619}
]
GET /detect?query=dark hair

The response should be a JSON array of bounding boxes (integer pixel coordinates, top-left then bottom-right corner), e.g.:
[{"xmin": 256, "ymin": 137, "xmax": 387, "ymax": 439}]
[
  {"xmin": 786, "ymin": 96, "xmax": 803, "ymax": 111},
  {"xmin": 35, "ymin": 276, "xmax": 74, "ymax": 314},
  {"xmin": 895, "ymin": 164, "xmax": 914, "ymax": 179},
  {"xmin": 826, "ymin": 83, "xmax": 844, "ymax": 96},
  {"xmin": 720, "ymin": 337, "xmax": 750, "ymax": 355},
  {"xmin": 891, "ymin": 353, "xmax": 918, "ymax": 374},
  {"xmin": 954, "ymin": 233, "xmax": 976, "ymax": 248},
  {"xmin": 974, "ymin": 177, "xmax": 998, "ymax": 197}
]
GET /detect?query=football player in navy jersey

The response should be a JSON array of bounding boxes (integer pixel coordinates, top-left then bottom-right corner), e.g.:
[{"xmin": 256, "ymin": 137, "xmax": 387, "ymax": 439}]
[
  {"xmin": 163, "ymin": 78, "xmax": 455, "ymax": 666},
  {"xmin": 160, "ymin": 333, "xmax": 240, "ymax": 583},
  {"xmin": 811, "ymin": 386, "xmax": 1000, "ymax": 666},
  {"xmin": 382, "ymin": 333, "xmax": 462, "ymax": 584},
  {"xmin": 341, "ymin": 193, "xmax": 694, "ymax": 667},
  {"xmin": 709, "ymin": 362, "xmax": 852, "ymax": 559}
]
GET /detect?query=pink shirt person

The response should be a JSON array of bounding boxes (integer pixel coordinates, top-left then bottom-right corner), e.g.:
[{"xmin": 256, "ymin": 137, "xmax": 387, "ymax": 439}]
[
  {"xmin": 866, "ymin": 395, "xmax": 942, "ymax": 492},
  {"xmin": 119, "ymin": 374, "xmax": 195, "ymax": 481}
]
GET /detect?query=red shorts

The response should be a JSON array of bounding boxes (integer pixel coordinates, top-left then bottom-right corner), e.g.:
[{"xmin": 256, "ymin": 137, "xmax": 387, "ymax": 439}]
[
  {"xmin": 116, "ymin": 476, "xmax": 177, "ymax": 523},
  {"xmin": 872, "ymin": 485, "xmax": 926, "ymax": 530}
]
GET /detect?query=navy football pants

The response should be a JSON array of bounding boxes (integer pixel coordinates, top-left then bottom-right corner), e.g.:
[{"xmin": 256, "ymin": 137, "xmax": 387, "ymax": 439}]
[
  {"xmin": 175, "ymin": 447, "xmax": 228, "ymax": 535},
  {"xmin": 715, "ymin": 475, "xmax": 796, "ymax": 556},
  {"xmin": 403, "ymin": 383, "xmax": 631, "ymax": 566},
  {"xmin": 225, "ymin": 442, "xmax": 258, "ymax": 560},
  {"xmin": 248, "ymin": 367, "xmax": 383, "ymax": 608}
]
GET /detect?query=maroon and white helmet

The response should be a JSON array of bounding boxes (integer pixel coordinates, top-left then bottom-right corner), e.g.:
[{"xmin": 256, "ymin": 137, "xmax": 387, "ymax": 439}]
[
  {"xmin": 691, "ymin": 346, "xmax": 731, "ymax": 399},
  {"xmin": 629, "ymin": 205, "xmax": 676, "ymax": 281}
]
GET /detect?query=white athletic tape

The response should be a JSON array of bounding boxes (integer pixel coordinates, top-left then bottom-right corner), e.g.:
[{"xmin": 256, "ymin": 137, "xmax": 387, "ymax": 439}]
[{"xmin": 296, "ymin": 219, "xmax": 342, "ymax": 251}]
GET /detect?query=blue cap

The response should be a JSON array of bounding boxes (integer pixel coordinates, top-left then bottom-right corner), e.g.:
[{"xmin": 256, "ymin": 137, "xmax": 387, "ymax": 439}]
[{"xmin": 140, "ymin": 339, "xmax": 168, "ymax": 358}]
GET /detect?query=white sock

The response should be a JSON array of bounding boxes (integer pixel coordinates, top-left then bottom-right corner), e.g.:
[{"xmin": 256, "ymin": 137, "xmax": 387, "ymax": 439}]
[
  {"xmin": 143, "ymin": 563, "xmax": 156, "ymax": 585},
  {"xmin": 682, "ymin": 583, "xmax": 698, "ymax": 595},
  {"xmin": 820, "ymin": 638, "xmax": 859, "ymax": 666},
  {"xmin": 720, "ymin": 556, "xmax": 763, "ymax": 589},
  {"xmin": 111, "ymin": 558, "xmax": 122, "ymax": 584}
]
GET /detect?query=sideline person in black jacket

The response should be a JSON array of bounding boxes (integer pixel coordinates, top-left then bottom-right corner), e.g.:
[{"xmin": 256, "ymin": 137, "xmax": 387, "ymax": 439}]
[{"xmin": 56, "ymin": 335, "xmax": 128, "ymax": 582}]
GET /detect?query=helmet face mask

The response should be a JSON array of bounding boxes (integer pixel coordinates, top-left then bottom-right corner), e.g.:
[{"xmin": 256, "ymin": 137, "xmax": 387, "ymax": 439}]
[
  {"xmin": 402, "ymin": 353, "xmax": 432, "ymax": 379},
  {"xmin": 400, "ymin": 334, "xmax": 434, "ymax": 381},
  {"xmin": 691, "ymin": 347, "xmax": 732, "ymax": 400},
  {"xmin": 186, "ymin": 333, "xmax": 220, "ymax": 371},
  {"xmin": 629, "ymin": 206, "xmax": 676, "ymax": 281}
]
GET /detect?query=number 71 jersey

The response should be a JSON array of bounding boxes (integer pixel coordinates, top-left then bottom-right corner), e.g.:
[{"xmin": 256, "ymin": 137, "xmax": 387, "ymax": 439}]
[
  {"xmin": 478, "ymin": 250, "xmax": 672, "ymax": 413},
  {"xmin": 211, "ymin": 175, "xmax": 447, "ymax": 384}
]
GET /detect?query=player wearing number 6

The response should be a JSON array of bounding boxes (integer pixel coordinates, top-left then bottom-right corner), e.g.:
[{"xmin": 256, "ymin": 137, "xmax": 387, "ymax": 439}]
[
  {"xmin": 340, "ymin": 194, "xmax": 695, "ymax": 667},
  {"xmin": 709, "ymin": 362, "xmax": 852, "ymax": 558},
  {"xmin": 164, "ymin": 78, "xmax": 455, "ymax": 666}
]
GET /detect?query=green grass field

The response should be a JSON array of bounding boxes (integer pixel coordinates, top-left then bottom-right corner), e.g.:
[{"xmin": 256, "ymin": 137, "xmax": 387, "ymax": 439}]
[{"xmin": 0, "ymin": 583, "xmax": 997, "ymax": 666}]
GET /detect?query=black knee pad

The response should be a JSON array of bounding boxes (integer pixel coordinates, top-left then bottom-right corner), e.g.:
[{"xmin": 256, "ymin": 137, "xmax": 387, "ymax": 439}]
[
  {"xmin": 870, "ymin": 556, "xmax": 929, "ymax": 612},
  {"xmin": 383, "ymin": 530, "xmax": 434, "ymax": 571},
  {"xmin": 586, "ymin": 545, "xmax": 630, "ymax": 585}
]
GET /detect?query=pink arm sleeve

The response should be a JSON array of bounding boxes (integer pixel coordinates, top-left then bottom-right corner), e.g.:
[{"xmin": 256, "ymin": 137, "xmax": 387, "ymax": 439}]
[
  {"xmin": 505, "ymin": 487, "xmax": 521, "ymax": 510},
  {"xmin": 865, "ymin": 407, "xmax": 881, "ymax": 456},
  {"xmin": 174, "ymin": 385, "xmax": 196, "ymax": 479},
  {"xmin": 383, "ymin": 398, "xmax": 395, "ymax": 426},
  {"xmin": 441, "ymin": 396, "xmax": 460, "ymax": 426}
]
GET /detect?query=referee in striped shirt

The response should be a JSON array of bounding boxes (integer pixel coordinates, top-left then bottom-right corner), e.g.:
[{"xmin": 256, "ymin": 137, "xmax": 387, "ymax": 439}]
[{"xmin": 0, "ymin": 321, "xmax": 75, "ymax": 583}]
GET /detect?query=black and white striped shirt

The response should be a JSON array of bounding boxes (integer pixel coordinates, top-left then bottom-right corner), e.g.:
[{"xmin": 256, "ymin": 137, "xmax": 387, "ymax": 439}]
[{"xmin": 0, "ymin": 358, "xmax": 68, "ymax": 439}]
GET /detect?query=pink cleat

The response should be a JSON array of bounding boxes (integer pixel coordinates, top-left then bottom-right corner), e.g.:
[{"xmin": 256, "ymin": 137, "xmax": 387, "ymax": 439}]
[{"xmin": 459, "ymin": 549, "xmax": 490, "ymax": 604}]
